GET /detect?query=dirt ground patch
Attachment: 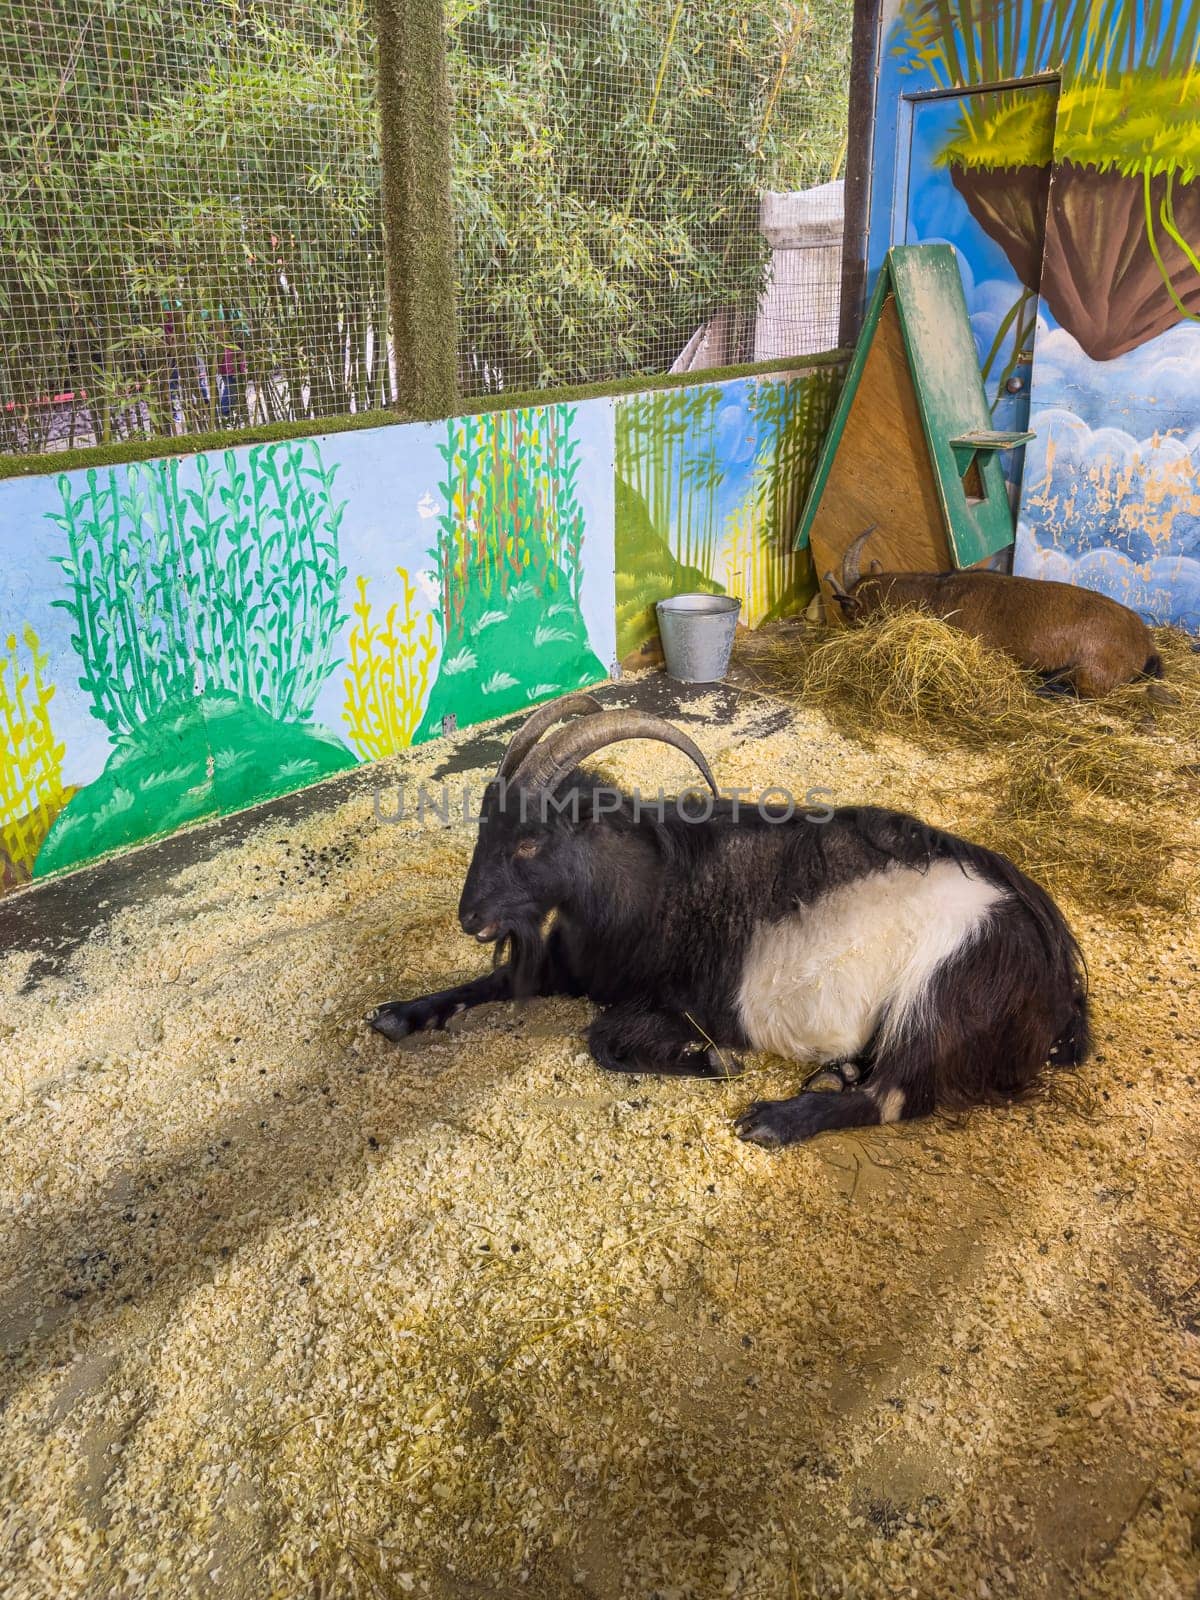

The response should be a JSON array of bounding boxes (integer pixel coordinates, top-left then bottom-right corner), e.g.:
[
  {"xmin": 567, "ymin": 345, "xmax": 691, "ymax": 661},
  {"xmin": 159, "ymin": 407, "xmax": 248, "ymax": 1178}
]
[{"xmin": 2, "ymin": 668, "xmax": 1199, "ymax": 1599}]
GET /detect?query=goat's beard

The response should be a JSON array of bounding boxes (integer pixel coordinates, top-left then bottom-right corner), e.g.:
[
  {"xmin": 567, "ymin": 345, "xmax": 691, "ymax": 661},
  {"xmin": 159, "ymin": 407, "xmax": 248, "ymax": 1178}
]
[{"xmin": 495, "ymin": 914, "xmax": 550, "ymax": 1000}]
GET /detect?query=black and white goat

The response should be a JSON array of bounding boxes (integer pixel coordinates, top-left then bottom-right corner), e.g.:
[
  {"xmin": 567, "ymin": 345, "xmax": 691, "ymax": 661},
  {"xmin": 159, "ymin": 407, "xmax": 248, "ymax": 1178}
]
[{"xmin": 369, "ymin": 694, "xmax": 1091, "ymax": 1146}]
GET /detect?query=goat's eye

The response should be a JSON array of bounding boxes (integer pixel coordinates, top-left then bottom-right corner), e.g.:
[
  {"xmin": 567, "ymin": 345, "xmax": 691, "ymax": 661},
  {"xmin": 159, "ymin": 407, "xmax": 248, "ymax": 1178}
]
[{"xmin": 514, "ymin": 838, "xmax": 540, "ymax": 861}]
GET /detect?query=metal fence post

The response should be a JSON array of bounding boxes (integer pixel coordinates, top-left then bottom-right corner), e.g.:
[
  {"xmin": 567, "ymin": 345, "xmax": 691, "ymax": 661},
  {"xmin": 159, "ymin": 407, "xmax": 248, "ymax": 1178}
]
[
  {"xmin": 839, "ymin": 0, "xmax": 884, "ymax": 350},
  {"xmin": 374, "ymin": 0, "xmax": 459, "ymax": 418}
]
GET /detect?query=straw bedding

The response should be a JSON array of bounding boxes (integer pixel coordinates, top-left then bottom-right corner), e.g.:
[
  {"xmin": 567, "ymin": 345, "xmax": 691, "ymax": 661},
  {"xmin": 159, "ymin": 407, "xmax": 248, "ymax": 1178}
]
[{"xmin": 1, "ymin": 623, "xmax": 1199, "ymax": 1599}]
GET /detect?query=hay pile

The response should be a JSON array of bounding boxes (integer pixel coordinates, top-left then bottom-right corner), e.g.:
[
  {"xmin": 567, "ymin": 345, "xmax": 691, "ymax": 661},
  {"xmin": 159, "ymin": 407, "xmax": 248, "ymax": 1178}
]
[
  {"xmin": 1, "ymin": 656, "xmax": 1199, "ymax": 1600},
  {"xmin": 737, "ymin": 612, "xmax": 1200, "ymax": 916}
]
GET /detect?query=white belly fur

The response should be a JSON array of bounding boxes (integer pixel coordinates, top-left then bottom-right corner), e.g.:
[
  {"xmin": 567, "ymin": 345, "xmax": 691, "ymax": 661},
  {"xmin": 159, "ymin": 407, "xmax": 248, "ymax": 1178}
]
[{"xmin": 736, "ymin": 862, "xmax": 1006, "ymax": 1063}]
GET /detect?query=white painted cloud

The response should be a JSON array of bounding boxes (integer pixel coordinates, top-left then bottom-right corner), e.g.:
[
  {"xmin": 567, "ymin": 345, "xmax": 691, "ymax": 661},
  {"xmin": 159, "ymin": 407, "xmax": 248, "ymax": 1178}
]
[
  {"xmin": 1030, "ymin": 317, "xmax": 1200, "ymax": 435},
  {"xmin": 1016, "ymin": 404, "xmax": 1200, "ymax": 630},
  {"xmin": 1015, "ymin": 531, "xmax": 1200, "ymax": 631}
]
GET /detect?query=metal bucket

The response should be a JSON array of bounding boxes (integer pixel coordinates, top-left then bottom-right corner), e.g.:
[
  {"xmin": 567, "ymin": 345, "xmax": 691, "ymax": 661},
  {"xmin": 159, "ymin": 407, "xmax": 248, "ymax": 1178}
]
[{"xmin": 655, "ymin": 593, "xmax": 741, "ymax": 683}]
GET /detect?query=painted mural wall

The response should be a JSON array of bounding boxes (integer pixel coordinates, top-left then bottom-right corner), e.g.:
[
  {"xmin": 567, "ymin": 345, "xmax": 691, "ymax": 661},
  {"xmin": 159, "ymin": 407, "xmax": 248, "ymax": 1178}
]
[
  {"xmin": 0, "ymin": 363, "xmax": 844, "ymax": 895},
  {"xmin": 870, "ymin": 0, "xmax": 1200, "ymax": 631},
  {"xmin": 615, "ymin": 367, "xmax": 843, "ymax": 661},
  {"xmin": 0, "ymin": 401, "xmax": 615, "ymax": 891}
]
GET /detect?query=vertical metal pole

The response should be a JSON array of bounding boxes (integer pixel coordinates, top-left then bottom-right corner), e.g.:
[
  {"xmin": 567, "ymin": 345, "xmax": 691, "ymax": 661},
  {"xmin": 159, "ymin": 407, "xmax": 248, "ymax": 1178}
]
[
  {"xmin": 374, "ymin": 0, "xmax": 459, "ymax": 417},
  {"xmin": 839, "ymin": 0, "xmax": 885, "ymax": 350}
]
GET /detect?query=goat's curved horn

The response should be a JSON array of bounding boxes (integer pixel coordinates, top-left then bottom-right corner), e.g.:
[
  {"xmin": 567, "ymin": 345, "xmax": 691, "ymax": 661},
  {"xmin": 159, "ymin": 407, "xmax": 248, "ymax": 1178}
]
[
  {"xmin": 513, "ymin": 710, "xmax": 719, "ymax": 797},
  {"xmin": 495, "ymin": 691, "xmax": 604, "ymax": 780},
  {"xmin": 841, "ymin": 525, "xmax": 878, "ymax": 590}
]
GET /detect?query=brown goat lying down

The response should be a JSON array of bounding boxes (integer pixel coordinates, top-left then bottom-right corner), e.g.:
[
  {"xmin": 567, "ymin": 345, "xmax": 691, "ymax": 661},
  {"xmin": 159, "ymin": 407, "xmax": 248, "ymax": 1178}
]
[{"xmin": 825, "ymin": 529, "xmax": 1162, "ymax": 698}]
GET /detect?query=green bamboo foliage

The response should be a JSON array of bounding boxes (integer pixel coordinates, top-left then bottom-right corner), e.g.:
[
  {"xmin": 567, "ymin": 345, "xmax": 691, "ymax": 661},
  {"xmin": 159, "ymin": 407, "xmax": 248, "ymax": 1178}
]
[
  {"xmin": 2, "ymin": 0, "xmax": 390, "ymax": 451},
  {"xmin": 51, "ymin": 439, "xmax": 348, "ymax": 738},
  {"xmin": 615, "ymin": 388, "xmax": 727, "ymax": 580},
  {"xmin": 447, "ymin": 0, "xmax": 852, "ymax": 393}
]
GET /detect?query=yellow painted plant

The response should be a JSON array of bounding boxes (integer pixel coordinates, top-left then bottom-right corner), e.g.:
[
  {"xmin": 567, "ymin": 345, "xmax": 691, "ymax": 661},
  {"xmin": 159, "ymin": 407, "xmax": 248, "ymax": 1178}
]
[
  {"xmin": 343, "ymin": 570, "xmax": 437, "ymax": 760},
  {"xmin": 721, "ymin": 498, "xmax": 771, "ymax": 627},
  {"xmin": 721, "ymin": 482, "xmax": 809, "ymax": 627},
  {"xmin": 1, "ymin": 624, "xmax": 67, "ymax": 878}
]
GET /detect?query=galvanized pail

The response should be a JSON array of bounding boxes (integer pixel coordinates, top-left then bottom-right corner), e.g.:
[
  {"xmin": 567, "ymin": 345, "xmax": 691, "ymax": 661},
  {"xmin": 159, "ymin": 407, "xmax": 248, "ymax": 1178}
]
[{"xmin": 655, "ymin": 593, "xmax": 741, "ymax": 683}]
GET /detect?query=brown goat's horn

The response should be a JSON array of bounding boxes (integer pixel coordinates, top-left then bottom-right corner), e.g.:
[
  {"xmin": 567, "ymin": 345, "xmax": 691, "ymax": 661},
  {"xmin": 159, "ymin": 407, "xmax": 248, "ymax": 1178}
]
[
  {"xmin": 513, "ymin": 710, "xmax": 719, "ymax": 798},
  {"xmin": 495, "ymin": 691, "xmax": 604, "ymax": 780},
  {"xmin": 840, "ymin": 525, "xmax": 878, "ymax": 590}
]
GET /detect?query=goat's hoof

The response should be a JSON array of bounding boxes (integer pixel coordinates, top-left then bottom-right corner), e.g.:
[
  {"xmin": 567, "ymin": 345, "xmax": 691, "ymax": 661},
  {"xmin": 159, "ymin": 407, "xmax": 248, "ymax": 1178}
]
[
  {"xmin": 735, "ymin": 1100, "xmax": 791, "ymax": 1147},
  {"xmin": 1147, "ymin": 682, "xmax": 1181, "ymax": 706},
  {"xmin": 701, "ymin": 1046, "xmax": 744, "ymax": 1080},
  {"xmin": 675, "ymin": 1042, "xmax": 742, "ymax": 1078},
  {"xmin": 368, "ymin": 1000, "xmax": 438, "ymax": 1042},
  {"xmin": 803, "ymin": 1059, "xmax": 861, "ymax": 1093},
  {"xmin": 735, "ymin": 1097, "xmax": 833, "ymax": 1147}
]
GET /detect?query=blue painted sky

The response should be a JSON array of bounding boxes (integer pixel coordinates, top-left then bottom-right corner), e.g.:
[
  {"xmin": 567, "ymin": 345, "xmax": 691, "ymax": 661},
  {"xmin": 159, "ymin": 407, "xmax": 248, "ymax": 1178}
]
[{"xmin": 656, "ymin": 375, "xmax": 790, "ymax": 550}]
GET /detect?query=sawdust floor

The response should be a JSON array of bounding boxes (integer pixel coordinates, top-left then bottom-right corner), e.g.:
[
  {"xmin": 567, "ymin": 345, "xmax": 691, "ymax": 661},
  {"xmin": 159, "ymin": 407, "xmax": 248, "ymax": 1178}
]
[{"xmin": 2, "ymin": 679, "xmax": 1199, "ymax": 1600}]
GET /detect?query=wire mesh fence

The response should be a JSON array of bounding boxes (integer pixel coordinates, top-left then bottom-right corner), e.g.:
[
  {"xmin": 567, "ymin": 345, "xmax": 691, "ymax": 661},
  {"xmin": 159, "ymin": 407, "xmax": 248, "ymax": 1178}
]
[
  {"xmin": 2, "ymin": 0, "xmax": 851, "ymax": 455},
  {"xmin": 2, "ymin": 0, "xmax": 387, "ymax": 454},
  {"xmin": 447, "ymin": 0, "xmax": 852, "ymax": 396}
]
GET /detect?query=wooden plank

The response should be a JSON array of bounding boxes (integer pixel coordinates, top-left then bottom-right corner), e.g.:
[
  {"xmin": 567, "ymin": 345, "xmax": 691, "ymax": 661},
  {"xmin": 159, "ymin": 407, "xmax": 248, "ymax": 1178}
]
[
  {"xmin": 888, "ymin": 245, "xmax": 1015, "ymax": 567},
  {"xmin": 794, "ymin": 259, "xmax": 892, "ymax": 553},
  {"xmin": 809, "ymin": 292, "xmax": 954, "ymax": 616},
  {"xmin": 950, "ymin": 428, "xmax": 1036, "ymax": 450}
]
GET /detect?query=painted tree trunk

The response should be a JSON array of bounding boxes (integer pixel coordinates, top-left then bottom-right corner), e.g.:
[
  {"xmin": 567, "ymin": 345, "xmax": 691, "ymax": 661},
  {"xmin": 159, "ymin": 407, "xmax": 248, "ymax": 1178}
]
[{"xmin": 954, "ymin": 161, "xmax": 1200, "ymax": 361}]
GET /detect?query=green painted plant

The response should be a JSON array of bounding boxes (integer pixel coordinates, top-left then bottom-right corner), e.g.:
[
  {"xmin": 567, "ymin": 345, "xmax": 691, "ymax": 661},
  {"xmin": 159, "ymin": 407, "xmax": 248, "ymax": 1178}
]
[
  {"xmin": 38, "ymin": 437, "xmax": 356, "ymax": 879},
  {"xmin": 895, "ymin": 0, "xmax": 1200, "ymax": 187},
  {"xmin": 49, "ymin": 467, "xmax": 195, "ymax": 738},
  {"xmin": 895, "ymin": 0, "xmax": 1200, "ymax": 359},
  {"xmin": 33, "ymin": 692, "xmax": 356, "ymax": 880},
  {"xmin": 614, "ymin": 478, "xmax": 725, "ymax": 662},
  {"xmin": 897, "ymin": 0, "xmax": 1200, "ymax": 115},
  {"xmin": 416, "ymin": 404, "xmax": 603, "ymax": 737},
  {"xmin": 430, "ymin": 404, "xmax": 586, "ymax": 636},
  {"xmin": 50, "ymin": 439, "xmax": 348, "ymax": 736}
]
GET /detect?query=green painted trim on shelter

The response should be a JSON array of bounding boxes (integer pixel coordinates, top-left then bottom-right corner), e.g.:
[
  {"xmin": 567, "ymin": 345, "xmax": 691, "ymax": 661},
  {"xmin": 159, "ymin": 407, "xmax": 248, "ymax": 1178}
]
[
  {"xmin": 889, "ymin": 245, "xmax": 1014, "ymax": 567},
  {"xmin": 0, "ymin": 352, "xmax": 850, "ymax": 482}
]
